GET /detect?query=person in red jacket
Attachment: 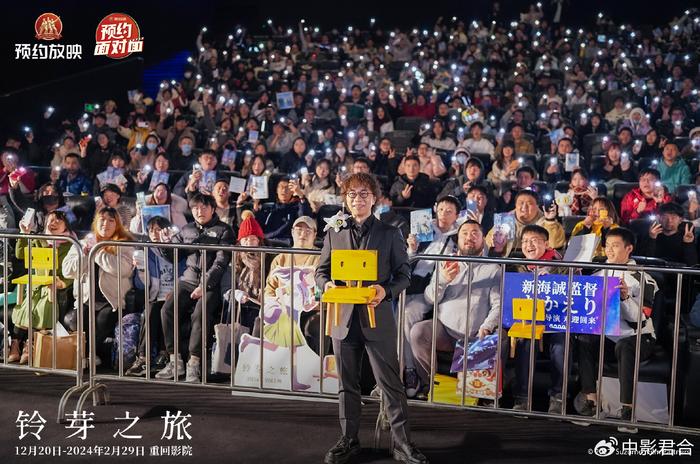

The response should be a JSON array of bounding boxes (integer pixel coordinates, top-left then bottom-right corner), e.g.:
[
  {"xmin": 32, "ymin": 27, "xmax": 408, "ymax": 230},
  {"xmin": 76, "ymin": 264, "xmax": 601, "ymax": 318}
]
[
  {"xmin": 619, "ymin": 168, "xmax": 671, "ymax": 224},
  {"xmin": 402, "ymin": 93, "xmax": 436, "ymax": 120}
]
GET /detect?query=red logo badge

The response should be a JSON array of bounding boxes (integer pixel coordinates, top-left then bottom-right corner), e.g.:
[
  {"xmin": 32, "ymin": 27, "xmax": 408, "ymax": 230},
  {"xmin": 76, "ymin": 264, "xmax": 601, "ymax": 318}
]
[
  {"xmin": 35, "ymin": 13, "xmax": 63, "ymax": 41},
  {"xmin": 94, "ymin": 13, "xmax": 144, "ymax": 59}
]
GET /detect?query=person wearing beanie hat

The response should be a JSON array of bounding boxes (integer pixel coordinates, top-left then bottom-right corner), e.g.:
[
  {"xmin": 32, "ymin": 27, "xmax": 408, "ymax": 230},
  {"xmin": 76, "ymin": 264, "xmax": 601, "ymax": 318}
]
[
  {"xmin": 237, "ymin": 209, "xmax": 264, "ymax": 243},
  {"xmin": 157, "ymin": 192, "xmax": 235, "ymax": 383},
  {"xmin": 636, "ymin": 201, "xmax": 698, "ymax": 266},
  {"xmin": 228, "ymin": 208, "xmax": 264, "ymax": 333}
]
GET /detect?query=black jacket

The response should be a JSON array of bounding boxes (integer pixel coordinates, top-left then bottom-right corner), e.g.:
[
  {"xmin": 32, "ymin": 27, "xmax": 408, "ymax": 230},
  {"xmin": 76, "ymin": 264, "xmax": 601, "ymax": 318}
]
[
  {"xmin": 170, "ymin": 214, "xmax": 235, "ymax": 288},
  {"xmin": 389, "ymin": 173, "xmax": 437, "ymax": 208}
]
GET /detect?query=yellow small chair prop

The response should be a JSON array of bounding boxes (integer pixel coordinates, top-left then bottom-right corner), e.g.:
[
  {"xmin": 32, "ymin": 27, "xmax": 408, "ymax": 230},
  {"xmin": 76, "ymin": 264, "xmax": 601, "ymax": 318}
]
[
  {"xmin": 321, "ymin": 250, "xmax": 378, "ymax": 336},
  {"xmin": 507, "ymin": 298, "xmax": 546, "ymax": 356},
  {"xmin": 12, "ymin": 247, "xmax": 57, "ymax": 305}
]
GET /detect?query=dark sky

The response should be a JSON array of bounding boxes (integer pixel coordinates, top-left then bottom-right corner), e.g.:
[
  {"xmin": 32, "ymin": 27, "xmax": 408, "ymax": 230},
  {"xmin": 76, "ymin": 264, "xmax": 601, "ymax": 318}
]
[
  {"xmin": 1, "ymin": 0, "xmax": 694, "ymax": 94},
  {"xmin": 0, "ymin": 0, "xmax": 694, "ymax": 135}
]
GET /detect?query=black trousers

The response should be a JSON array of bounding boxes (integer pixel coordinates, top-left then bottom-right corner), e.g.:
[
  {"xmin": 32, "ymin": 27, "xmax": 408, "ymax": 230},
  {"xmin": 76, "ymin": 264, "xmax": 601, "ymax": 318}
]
[
  {"xmin": 577, "ymin": 333, "xmax": 655, "ymax": 404},
  {"xmin": 332, "ymin": 309, "xmax": 411, "ymax": 445},
  {"xmin": 160, "ymin": 280, "xmax": 220, "ymax": 358},
  {"xmin": 137, "ymin": 300, "xmax": 165, "ymax": 357},
  {"xmin": 83, "ymin": 301, "xmax": 117, "ymax": 361}
]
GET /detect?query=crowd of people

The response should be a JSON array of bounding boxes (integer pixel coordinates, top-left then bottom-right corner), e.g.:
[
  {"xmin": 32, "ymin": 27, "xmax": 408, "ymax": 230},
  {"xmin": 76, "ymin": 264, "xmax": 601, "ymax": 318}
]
[{"xmin": 2, "ymin": 5, "xmax": 700, "ymax": 429}]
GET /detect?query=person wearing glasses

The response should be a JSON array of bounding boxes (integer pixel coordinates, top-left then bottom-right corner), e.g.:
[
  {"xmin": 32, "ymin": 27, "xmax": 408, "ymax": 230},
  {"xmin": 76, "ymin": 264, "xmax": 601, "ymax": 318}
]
[
  {"xmin": 510, "ymin": 225, "xmax": 570, "ymax": 415},
  {"xmin": 315, "ymin": 173, "xmax": 427, "ymax": 464}
]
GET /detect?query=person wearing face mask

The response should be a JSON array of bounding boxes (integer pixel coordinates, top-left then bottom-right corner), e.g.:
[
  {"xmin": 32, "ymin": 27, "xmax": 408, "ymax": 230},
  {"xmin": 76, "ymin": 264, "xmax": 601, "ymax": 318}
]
[
  {"xmin": 157, "ymin": 115, "xmax": 195, "ymax": 157},
  {"xmin": 127, "ymin": 134, "xmax": 161, "ymax": 172},
  {"xmin": 11, "ymin": 182, "xmax": 78, "ymax": 233},
  {"xmin": 170, "ymin": 135, "xmax": 197, "ymax": 172},
  {"xmin": 317, "ymin": 97, "xmax": 337, "ymax": 121},
  {"xmin": 620, "ymin": 108, "xmax": 651, "ymax": 137}
]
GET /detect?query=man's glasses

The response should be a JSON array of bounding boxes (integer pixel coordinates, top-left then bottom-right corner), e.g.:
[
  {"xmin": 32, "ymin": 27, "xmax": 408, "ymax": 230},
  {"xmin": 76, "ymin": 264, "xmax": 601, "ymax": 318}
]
[
  {"xmin": 521, "ymin": 238, "xmax": 545, "ymax": 246},
  {"xmin": 293, "ymin": 226, "xmax": 314, "ymax": 235},
  {"xmin": 346, "ymin": 190, "xmax": 372, "ymax": 199}
]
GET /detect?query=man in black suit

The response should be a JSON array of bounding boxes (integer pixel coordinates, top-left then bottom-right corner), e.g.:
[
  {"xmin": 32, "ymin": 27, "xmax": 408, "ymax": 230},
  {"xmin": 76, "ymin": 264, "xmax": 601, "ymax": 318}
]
[{"xmin": 316, "ymin": 173, "xmax": 428, "ymax": 464}]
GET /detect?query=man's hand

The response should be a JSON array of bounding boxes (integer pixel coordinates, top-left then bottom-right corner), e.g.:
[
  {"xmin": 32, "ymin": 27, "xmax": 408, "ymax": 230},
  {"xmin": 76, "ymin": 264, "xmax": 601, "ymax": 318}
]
[
  {"xmin": 406, "ymin": 234, "xmax": 418, "ymax": 253},
  {"xmin": 324, "ymin": 281, "xmax": 337, "ymax": 292},
  {"xmin": 636, "ymin": 199, "xmax": 647, "ymax": 214},
  {"xmin": 190, "ymin": 286, "xmax": 203, "ymax": 300},
  {"xmin": 401, "ymin": 184, "xmax": 413, "ymax": 199},
  {"xmin": 439, "ymin": 261, "xmax": 460, "ymax": 284},
  {"xmin": 368, "ymin": 284, "xmax": 386, "ymax": 309},
  {"xmin": 617, "ymin": 278, "xmax": 629, "ymax": 301},
  {"xmin": 649, "ymin": 221, "xmax": 663, "ymax": 239},
  {"xmin": 683, "ymin": 223, "xmax": 695, "ymax": 243},
  {"xmin": 187, "ymin": 170, "xmax": 203, "ymax": 192}
]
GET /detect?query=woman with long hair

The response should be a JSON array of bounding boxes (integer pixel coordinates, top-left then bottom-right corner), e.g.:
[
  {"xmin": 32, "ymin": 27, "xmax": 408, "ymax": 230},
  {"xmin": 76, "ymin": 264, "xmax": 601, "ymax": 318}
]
[{"xmin": 63, "ymin": 207, "xmax": 134, "ymax": 366}]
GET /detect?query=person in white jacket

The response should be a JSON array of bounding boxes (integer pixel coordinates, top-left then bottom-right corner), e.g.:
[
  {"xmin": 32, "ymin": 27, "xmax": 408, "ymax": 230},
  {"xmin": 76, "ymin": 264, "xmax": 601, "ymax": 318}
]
[
  {"xmin": 63, "ymin": 207, "xmax": 134, "ymax": 366},
  {"xmin": 575, "ymin": 227, "xmax": 658, "ymax": 432},
  {"xmin": 405, "ymin": 220, "xmax": 502, "ymax": 398}
]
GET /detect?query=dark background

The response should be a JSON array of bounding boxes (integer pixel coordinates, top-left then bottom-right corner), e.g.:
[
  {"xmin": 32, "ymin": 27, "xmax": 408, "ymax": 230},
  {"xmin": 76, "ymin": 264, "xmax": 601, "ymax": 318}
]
[{"xmin": 0, "ymin": 0, "xmax": 695, "ymax": 143}]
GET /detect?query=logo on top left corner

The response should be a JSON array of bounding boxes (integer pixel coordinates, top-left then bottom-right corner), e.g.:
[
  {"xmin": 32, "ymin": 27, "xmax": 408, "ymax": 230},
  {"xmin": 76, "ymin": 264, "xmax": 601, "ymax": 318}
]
[
  {"xmin": 15, "ymin": 12, "xmax": 82, "ymax": 60},
  {"xmin": 35, "ymin": 13, "xmax": 63, "ymax": 41}
]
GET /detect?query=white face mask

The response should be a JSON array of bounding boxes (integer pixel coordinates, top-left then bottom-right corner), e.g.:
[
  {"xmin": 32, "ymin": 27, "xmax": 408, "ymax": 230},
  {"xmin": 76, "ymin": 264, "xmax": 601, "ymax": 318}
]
[{"xmin": 336, "ymin": 148, "xmax": 346, "ymax": 157}]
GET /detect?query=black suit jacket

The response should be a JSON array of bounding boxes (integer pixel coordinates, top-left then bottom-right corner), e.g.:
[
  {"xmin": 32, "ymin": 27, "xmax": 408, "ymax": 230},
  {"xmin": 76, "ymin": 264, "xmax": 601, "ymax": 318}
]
[{"xmin": 315, "ymin": 215, "xmax": 411, "ymax": 340}]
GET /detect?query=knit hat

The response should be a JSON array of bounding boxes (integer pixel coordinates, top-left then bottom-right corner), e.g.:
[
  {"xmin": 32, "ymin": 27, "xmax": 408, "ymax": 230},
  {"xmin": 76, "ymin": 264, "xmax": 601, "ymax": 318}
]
[{"xmin": 238, "ymin": 210, "xmax": 264, "ymax": 241}]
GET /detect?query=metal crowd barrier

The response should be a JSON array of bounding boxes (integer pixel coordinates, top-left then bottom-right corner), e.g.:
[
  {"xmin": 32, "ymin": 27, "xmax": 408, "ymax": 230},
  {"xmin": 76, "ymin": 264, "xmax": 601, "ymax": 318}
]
[
  {"xmin": 6, "ymin": 234, "xmax": 700, "ymax": 436},
  {"xmin": 79, "ymin": 241, "xmax": 340, "ymax": 414},
  {"xmin": 0, "ymin": 232, "xmax": 87, "ymax": 423},
  {"xmin": 406, "ymin": 252, "xmax": 700, "ymax": 436}
]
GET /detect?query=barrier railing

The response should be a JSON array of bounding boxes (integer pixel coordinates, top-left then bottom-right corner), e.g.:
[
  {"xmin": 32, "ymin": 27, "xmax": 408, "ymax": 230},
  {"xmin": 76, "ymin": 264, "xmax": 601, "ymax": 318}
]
[
  {"xmin": 79, "ymin": 241, "xmax": 341, "ymax": 415},
  {"xmin": 0, "ymin": 232, "xmax": 87, "ymax": 423},
  {"xmin": 407, "ymin": 252, "xmax": 700, "ymax": 435},
  {"xmin": 6, "ymin": 235, "xmax": 700, "ymax": 436}
]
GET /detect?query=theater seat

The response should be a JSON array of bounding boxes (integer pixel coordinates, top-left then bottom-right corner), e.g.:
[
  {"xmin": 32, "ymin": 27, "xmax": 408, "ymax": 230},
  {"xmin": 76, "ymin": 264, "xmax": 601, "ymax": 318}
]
[{"xmin": 613, "ymin": 182, "xmax": 638, "ymax": 212}]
